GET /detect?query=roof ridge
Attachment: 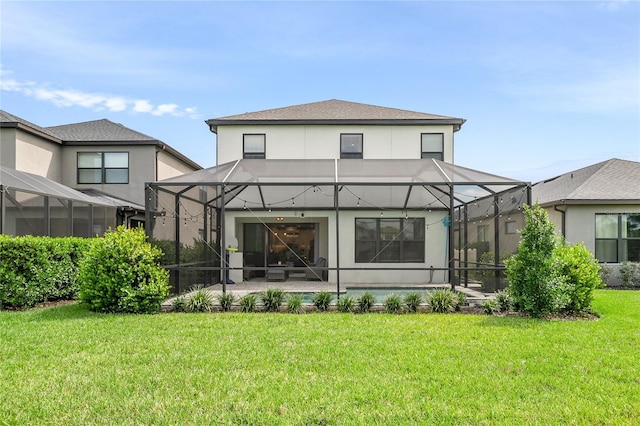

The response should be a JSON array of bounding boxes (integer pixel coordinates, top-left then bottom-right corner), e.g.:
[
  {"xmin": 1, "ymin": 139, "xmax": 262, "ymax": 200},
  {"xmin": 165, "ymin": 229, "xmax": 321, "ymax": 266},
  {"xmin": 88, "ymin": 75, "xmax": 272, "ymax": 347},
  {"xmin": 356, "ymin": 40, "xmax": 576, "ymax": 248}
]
[{"xmin": 562, "ymin": 160, "xmax": 610, "ymax": 200}]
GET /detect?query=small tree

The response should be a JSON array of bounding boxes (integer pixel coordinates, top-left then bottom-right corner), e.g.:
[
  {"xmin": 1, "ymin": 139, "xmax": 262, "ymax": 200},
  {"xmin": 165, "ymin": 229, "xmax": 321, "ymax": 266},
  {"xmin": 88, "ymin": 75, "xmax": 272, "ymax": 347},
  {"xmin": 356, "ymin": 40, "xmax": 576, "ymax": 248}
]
[
  {"xmin": 78, "ymin": 226, "xmax": 169, "ymax": 314},
  {"xmin": 505, "ymin": 203, "xmax": 604, "ymax": 316},
  {"xmin": 505, "ymin": 204, "xmax": 564, "ymax": 317}
]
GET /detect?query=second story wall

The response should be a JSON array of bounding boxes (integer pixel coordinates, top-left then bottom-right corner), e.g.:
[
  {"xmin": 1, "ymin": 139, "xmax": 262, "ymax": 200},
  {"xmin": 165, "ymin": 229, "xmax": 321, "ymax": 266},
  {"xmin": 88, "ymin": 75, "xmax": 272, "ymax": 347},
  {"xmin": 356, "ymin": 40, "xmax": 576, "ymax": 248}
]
[
  {"xmin": 1, "ymin": 128, "xmax": 62, "ymax": 181},
  {"xmin": 61, "ymin": 145, "xmax": 157, "ymax": 205},
  {"xmin": 157, "ymin": 149, "xmax": 199, "ymax": 180},
  {"xmin": 216, "ymin": 124, "xmax": 455, "ymax": 164}
]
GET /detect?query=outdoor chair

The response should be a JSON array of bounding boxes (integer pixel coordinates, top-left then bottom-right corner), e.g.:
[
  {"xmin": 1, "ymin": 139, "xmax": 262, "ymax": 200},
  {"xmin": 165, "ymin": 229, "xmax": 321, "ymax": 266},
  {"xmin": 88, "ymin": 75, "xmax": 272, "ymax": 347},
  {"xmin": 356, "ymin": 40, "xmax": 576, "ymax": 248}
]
[{"xmin": 305, "ymin": 257, "xmax": 327, "ymax": 281}]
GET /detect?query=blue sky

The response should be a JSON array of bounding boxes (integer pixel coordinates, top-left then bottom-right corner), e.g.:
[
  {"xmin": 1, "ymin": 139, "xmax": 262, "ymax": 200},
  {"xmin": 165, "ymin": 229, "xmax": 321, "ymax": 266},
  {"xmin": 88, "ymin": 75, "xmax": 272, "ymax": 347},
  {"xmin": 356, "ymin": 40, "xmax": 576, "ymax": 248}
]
[{"xmin": 1, "ymin": 1, "xmax": 638, "ymax": 182}]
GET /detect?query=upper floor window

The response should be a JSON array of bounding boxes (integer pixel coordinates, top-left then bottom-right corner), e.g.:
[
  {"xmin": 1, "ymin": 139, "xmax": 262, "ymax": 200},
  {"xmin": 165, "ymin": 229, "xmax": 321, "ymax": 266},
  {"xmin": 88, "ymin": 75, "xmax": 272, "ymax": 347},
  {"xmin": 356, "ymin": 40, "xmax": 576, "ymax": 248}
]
[
  {"xmin": 595, "ymin": 213, "xmax": 640, "ymax": 263},
  {"xmin": 243, "ymin": 134, "xmax": 266, "ymax": 159},
  {"xmin": 421, "ymin": 133, "xmax": 444, "ymax": 160},
  {"xmin": 355, "ymin": 218, "xmax": 425, "ymax": 263},
  {"xmin": 340, "ymin": 134, "xmax": 363, "ymax": 159},
  {"xmin": 77, "ymin": 152, "xmax": 128, "ymax": 184}
]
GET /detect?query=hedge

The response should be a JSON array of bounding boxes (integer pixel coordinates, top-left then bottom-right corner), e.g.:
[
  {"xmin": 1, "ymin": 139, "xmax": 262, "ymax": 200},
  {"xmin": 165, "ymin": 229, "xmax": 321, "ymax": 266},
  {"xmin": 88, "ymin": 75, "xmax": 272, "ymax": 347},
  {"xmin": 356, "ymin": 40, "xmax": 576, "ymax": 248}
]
[{"xmin": 0, "ymin": 235, "xmax": 92, "ymax": 309}]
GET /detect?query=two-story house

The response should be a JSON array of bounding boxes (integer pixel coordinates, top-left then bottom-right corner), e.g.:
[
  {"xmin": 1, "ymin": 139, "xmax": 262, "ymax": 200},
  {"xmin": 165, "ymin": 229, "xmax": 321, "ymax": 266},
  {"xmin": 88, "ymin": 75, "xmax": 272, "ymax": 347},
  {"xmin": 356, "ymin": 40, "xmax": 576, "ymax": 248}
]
[
  {"xmin": 149, "ymin": 100, "xmax": 528, "ymax": 292},
  {"xmin": 1, "ymin": 110, "xmax": 201, "ymax": 237}
]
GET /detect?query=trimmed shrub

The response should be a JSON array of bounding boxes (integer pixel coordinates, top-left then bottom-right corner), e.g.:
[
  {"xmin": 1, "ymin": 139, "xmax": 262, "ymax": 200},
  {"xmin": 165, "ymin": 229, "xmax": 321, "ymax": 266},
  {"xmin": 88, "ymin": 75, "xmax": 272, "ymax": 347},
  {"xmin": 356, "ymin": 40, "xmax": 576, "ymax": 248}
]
[
  {"xmin": 427, "ymin": 289, "xmax": 457, "ymax": 313},
  {"xmin": 239, "ymin": 294, "xmax": 257, "ymax": 313},
  {"xmin": 357, "ymin": 291, "xmax": 375, "ymax": 313},
  {"xmin": 312, "ymin": 291, "xmax": 333, "ymax": 312},
  {"xmin": 261, "ymin": 287, "xmax": 284, "ymax": 312},
  {"xmin": 0, "ymin": 235, "xmax": 91, "ymax": 309},
  {"xmin": 618, "ymin": 261, "xmax": 640, "ymax": 288},
  {"xmin": 404, "ymin": 292, "xmax": 423, "ymax": 313},
  {"xmin": 383, "ymin": 294, "xmax": 403, "ymax": 314},
  {"xmin": 553, "ymin": 242, "xmax": 603, "ymax": 311},
  {"xmin": 336, "ymin": 295, "xmax": 355, "ymax": 313},
  {"xmin": 286, "ymin": 294, "xmax": 304, "ymax": 314},
  {"xmin": 78, "ymin": 226, "xmax": 169, "ymax": 314}
]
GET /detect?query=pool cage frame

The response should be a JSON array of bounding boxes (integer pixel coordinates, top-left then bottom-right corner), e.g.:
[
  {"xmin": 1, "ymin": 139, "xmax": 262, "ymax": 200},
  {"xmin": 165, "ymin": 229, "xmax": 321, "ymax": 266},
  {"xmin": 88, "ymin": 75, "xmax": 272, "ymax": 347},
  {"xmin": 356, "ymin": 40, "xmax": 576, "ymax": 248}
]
[{"xmin": 145, "ymin": 159, "xmax": 530, "ymax": 295}]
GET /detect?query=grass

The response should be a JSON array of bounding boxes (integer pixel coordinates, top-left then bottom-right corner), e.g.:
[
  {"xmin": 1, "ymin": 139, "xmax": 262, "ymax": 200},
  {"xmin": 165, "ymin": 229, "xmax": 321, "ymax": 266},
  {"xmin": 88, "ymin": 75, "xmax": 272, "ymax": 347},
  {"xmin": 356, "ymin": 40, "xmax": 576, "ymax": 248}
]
[{"xmin": 1, "ymin": 290, "xmax": 639, "ymax": 424}]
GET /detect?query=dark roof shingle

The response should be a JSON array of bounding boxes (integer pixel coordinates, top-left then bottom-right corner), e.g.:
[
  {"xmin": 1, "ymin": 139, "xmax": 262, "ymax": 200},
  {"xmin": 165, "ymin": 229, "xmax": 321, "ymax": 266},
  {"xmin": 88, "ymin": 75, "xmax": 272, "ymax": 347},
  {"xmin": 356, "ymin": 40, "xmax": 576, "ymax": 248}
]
[
  {"xmin": 206, "ymin": 99, "xmax": 465, "ymax": 132},
  {"xmin": 46, "ymin": 119, "xmax": 158, "ymax": 142},
  {"xmin": 532, "ymin": 158, "xmax": 640, "ymax": 205}
]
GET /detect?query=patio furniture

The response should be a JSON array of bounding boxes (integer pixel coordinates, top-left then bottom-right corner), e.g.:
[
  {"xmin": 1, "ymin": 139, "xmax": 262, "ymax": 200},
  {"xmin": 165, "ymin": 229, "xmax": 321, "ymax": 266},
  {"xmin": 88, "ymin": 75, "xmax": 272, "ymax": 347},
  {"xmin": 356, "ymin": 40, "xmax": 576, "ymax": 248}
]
[
  {"xmin": 305, "ymin": 257, "xmax": 327, "ymax": 281},
  {"xmin": 267, "ymin": 269, "xmax": 286, "ymax": 281},
  {"xmin": 267, "ymin": 266, "xmax": 286, "ymax": 281}
]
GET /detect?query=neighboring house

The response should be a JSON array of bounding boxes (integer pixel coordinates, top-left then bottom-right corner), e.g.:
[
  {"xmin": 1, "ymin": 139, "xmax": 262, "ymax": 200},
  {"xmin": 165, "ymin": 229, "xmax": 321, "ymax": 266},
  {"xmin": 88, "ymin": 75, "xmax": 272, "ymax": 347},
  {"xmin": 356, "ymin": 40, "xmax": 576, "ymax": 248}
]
[
  {"xmin": 0, "ymin": 110, "xmax": 201, "ymax": 236},
  {"xmin": 148, "ymin": 100, "xmax": 528, "ymax": 291},
  {"xmin": 532, "ymin": 158, "xmax": 640, "ymax": 285}
]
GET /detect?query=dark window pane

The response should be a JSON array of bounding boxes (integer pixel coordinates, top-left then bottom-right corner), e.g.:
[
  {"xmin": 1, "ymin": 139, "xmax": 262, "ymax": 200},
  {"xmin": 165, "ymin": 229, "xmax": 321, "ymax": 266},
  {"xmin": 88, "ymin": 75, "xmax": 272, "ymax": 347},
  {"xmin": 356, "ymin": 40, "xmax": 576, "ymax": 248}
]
[
  {"xmin": 355, "ymin": 241, "xmax": 377, "ymax": 263},
  {"xmin": 623, "ymin": 240, "xmax": 640, "ymax": 262},
  {"xmin": 378, "ymin": 241, "xmax": 401, "ymax": 262},
  {"xmin": 595, "ymin": 240, "xmax": 617, "ymax": 263},
  {"xmin": 380, "ymin": 219, "xmax": 401, "ymax": 242},
  {"xmin": 624, "ymin": 214, "xmax": 640, "ymax": 238},
  {"xmin": 403, "ymin": 241, "xmax": 424, "ymax": 262},
  {"xmin": 341, "ymin": 134, "xmax": 363, "ymax": 159},
  {"xmin": 356, "ymin": 218, "xmax": 376, "ymax": 240}
]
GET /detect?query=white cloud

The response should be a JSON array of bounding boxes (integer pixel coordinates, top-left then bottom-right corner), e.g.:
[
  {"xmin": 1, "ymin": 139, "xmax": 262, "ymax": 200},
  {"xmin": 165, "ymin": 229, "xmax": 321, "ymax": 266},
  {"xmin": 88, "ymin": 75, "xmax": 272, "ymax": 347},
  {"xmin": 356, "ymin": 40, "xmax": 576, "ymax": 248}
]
[{"xmin": 1, "ymin": 70, "xmax": 200, "ymax": 118}]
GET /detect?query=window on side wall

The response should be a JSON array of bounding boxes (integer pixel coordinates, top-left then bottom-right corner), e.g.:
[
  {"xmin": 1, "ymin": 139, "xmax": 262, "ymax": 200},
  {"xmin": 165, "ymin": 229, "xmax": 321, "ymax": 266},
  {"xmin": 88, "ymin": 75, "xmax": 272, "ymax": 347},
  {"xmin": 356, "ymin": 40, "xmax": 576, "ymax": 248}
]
[
  {"xmin": 243, "ymin": 134, "xmax": 266, "ymax": 159},
  {"xmin": 340, "ymin": 134, "xmax": 363, "ymax": 159},
  {"xmin": 595, "ymin": 213, "xmax": 640, "ymax": 263},
  {"xmin": 421, "ymin": 133, "xmax": 444, "ymax": 160},
  {"xmin": 355, "ymin": 217, "xmax": 425, "ymax": 263},
  {"xmin": 77, "ymin": 152, "xmax": 129, "ymax": 184},
  {"xmin": 505, "ymin": 221, "xmax": 517, "ymax": 234}
]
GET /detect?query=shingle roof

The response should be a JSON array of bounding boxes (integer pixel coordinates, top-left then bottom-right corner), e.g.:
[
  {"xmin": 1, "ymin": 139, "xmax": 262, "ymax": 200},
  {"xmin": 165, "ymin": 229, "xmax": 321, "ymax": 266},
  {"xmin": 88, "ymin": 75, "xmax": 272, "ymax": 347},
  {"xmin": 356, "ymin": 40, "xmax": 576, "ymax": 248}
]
[
  {"xmin": 46, "ymin": 119, "xmax": 158, "ymax": 142},
  {"xmin": 532, "ymin": 158, "xmax": 640, "ymax": 205},
  {"xmin": 0, "ymin": 109, "xmax": 61, "ymax": 142},
  {"xmin": 206, "ymin": 99, "xmax": 465, "ymax": 132}
]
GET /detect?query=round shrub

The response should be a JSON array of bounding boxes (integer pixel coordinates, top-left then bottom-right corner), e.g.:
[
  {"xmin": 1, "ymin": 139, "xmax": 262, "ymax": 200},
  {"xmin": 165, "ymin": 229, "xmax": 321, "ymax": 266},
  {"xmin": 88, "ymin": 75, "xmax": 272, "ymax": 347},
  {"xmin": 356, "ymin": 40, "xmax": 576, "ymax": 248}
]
[{"xmin": 78, "ymin": 226, "xmax": 169, "ymax": 314}]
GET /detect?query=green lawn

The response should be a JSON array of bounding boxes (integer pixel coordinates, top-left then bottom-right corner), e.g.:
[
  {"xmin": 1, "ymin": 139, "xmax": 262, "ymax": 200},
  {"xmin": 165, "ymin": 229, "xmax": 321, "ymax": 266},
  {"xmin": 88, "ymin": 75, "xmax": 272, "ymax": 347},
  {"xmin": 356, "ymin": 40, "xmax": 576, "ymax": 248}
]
[{"xmin": 1, "ymin": 290, "xmax": 638, "ymax": 425}]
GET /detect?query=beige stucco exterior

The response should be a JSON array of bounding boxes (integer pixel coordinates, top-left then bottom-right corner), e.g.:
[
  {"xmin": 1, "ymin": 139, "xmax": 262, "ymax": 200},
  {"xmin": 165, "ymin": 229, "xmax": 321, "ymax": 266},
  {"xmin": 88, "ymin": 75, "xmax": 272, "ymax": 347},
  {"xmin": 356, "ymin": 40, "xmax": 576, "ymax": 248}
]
[
  {"xmin": 1, "ymin": 128, "xmax": 62, "ymax": 181},
  {"xmin": 216, "ymin": 124, "xmax": 455, "ymax": 164},
  {"xmin": 60, "ymin": 144, "xmax": 156, "ymax": 205},
  {"xmin": 157, "ymin": 149, "xmax": 198, "ymax": 180}
]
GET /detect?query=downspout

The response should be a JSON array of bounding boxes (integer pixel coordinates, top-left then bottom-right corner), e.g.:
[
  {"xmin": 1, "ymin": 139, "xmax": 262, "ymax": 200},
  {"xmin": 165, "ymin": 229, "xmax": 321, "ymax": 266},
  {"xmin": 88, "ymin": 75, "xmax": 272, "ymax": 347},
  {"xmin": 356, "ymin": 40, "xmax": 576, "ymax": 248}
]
[{"xmin": 554, "ymin": 204, "xmax": 567, "ymax": 237}]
